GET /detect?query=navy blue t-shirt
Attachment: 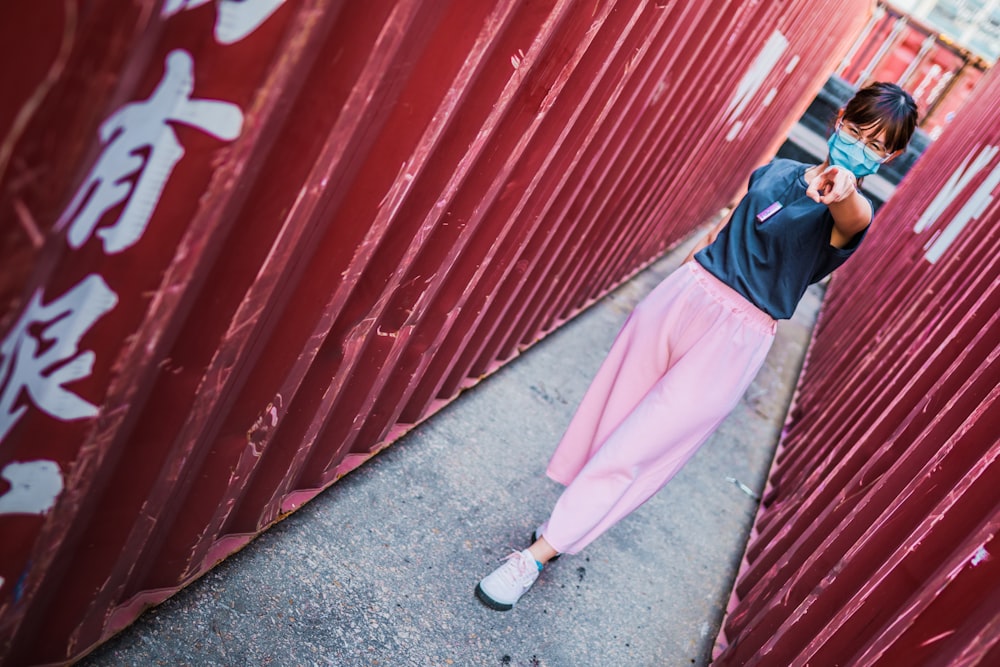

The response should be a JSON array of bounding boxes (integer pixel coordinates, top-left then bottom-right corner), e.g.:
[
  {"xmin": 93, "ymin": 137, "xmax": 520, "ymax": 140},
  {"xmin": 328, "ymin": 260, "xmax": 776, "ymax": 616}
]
[{"xmin": 694, "ymin": 158, "xmax": 869, "ymax": 320}]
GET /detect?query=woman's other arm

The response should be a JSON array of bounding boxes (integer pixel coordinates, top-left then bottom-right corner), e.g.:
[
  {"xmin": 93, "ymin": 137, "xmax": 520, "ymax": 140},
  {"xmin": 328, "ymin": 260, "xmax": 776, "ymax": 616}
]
[{"xmin": 806, "ymin": 165, "xmax": 872, "ymax": 248}]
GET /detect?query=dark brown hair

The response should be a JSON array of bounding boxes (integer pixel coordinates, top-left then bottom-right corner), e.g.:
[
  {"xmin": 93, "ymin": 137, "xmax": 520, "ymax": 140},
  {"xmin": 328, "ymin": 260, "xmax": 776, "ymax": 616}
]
[{"xmin": 843, "ymin": 82, "xmax": 919, "ymax": 153}]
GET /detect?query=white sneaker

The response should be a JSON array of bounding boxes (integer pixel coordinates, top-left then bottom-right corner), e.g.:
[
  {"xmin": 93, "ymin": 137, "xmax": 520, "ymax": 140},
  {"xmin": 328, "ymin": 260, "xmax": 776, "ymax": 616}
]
[{"xmin": 475, "ymin": 549, "xmax": 541, "ymax": 611}]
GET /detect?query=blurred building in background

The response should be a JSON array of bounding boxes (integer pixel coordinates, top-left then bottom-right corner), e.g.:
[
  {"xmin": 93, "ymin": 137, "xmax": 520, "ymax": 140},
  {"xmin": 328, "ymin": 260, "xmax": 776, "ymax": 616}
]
[{"xmin": 893, "ymin": 0, "xmax": 999, "ymax": 62}]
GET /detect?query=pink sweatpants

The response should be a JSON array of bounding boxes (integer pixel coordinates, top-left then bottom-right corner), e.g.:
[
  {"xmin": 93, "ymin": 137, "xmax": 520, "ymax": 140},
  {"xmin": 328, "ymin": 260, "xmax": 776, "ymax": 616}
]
[{"xmin": 541, "ymin": 261, "xmax": 776, "ymax": 555}]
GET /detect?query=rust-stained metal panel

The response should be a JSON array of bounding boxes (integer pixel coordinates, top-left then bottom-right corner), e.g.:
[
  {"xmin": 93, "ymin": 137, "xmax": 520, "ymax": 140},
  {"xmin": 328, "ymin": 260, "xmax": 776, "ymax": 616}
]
[
  {"xmin": 0, "ymin": 0, "xmax": 873, "ymax": 663},
  {"xmin": 715, "ymin": 64, "xmax": 1000, "ymax": 665}
]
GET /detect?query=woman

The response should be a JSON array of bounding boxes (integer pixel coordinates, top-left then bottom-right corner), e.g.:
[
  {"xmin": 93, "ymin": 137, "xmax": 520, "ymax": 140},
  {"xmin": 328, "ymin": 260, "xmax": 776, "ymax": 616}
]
[{"xmin": 474, "ymin": 82, "xmax": 919, "ymax": 611}]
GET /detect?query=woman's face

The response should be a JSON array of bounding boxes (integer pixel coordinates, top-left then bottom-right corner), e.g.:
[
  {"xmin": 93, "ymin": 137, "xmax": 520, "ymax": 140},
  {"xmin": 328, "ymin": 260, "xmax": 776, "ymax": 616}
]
[{"xmin": 827, "ymin": 112, "xmax": 899, "ymax": 178}]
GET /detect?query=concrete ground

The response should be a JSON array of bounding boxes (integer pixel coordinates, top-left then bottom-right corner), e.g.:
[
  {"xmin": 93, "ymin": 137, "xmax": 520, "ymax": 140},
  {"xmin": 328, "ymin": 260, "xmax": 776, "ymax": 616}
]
[{"xmin": 80, "ymin": 231, "xmax": 822, "ymax": 667}]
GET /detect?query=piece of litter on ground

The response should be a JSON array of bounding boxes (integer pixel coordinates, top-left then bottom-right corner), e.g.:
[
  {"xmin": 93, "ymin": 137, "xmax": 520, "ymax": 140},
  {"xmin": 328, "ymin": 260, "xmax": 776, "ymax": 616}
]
[{"xmin": 725, "ymin": 477, "xmax": 760, "ymax": 501}]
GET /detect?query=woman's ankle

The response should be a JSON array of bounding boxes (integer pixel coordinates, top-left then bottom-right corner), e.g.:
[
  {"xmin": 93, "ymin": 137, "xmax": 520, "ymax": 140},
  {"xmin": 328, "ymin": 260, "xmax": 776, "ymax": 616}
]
[{"xmin": 528, "ymin": 536, "xmax": 559, "ymax": 564}]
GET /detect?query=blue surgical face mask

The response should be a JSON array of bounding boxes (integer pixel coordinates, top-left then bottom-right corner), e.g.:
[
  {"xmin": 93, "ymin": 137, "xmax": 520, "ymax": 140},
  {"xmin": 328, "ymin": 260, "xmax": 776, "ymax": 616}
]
[{"xmin": 827, "ymin": 129, "xmax": 883, "ymax": 178}]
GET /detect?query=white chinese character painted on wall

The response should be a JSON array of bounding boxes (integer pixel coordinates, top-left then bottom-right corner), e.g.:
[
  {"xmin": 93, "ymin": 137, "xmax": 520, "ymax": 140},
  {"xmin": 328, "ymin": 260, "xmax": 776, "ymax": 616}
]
[
  {"xmin": 55, "ymin": 49, "xmax": 243, "ymax": 255},
  {"xmin": 914, "ymin": 144, "xmax": 1000, "ymax": 264},
  {"xmin": 724, "ymin": 30, "xmax": 797, "ymax": 143},
  {"xmin": 0, "ymin": 460, "xmax": 64, "ymax": 516},
  {"xmin": 161, "ymin": 0, "xmax": 286, "ymax": 44},
  {"xmin": 0, "ymin": 275, "xmax": 118, "ymax": 442}
]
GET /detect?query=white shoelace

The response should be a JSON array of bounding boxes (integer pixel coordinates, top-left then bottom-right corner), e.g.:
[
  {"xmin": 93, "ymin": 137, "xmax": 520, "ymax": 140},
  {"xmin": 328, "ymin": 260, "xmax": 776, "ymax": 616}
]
[{"xmin": 496, "ymin": 550, "xmax": 538, "ymax": 587}]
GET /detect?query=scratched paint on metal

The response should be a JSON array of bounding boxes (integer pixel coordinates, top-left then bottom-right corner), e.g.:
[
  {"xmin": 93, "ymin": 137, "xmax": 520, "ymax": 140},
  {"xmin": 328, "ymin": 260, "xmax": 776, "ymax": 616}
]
[
  {"xmin": 715, "ymin": 64, "xmax": 1000, "ymax": 666},
  {"xmin": 0, "ymin": 0, "xmax": 874, "ymax": 663}
]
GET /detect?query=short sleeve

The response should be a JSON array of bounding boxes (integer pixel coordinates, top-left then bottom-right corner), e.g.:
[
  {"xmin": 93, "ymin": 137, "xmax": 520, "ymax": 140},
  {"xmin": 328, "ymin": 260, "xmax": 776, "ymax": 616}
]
[{"xmin": 810, "ymin": 216, "xmax": 868, "ymax": 283}]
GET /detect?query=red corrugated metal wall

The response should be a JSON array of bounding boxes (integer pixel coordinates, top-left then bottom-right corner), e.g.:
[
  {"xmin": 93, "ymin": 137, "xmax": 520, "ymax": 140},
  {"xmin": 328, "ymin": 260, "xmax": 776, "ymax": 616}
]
[
  {"xmin": 0, "ymin": 1, "xmax": 872, "ymax": 663},
  {"xmin": 715, "ymin": 63, "xmax": 1000, "ymax": 665}
]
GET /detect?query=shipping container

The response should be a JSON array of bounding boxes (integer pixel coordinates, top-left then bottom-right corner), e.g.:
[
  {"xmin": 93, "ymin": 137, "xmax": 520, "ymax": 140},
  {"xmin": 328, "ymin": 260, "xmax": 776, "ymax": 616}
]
[
  {"xmin": 716, "ymin": 58, "xmax": 1000, "ymax": 666},
  {"xmin": 836, "ymin": 1, "xmax": 990, "ymax": 139},
  {"xmin": 0, "ymin": 0, "xmax": 875, "ymax": 663}
]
